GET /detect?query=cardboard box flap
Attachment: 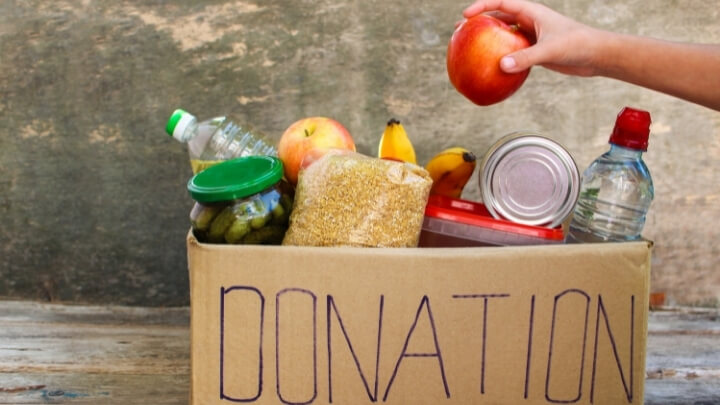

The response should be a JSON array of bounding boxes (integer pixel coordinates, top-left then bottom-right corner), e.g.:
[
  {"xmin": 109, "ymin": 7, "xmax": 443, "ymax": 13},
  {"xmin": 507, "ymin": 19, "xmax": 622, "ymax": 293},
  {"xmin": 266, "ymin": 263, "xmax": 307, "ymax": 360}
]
[{"xmin": 188, "ymin": 232, "xmax": 651, "ymax": 404}]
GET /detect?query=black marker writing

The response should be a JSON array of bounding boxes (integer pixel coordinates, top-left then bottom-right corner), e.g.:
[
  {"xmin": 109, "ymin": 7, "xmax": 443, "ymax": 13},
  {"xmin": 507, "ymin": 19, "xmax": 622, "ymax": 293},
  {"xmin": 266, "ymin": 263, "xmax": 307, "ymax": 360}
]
[
  {"xmin": 220, "ymin": 286, "xmax": 264, "ymax": 402},
  {"xmin": 590, "ymin": 295, "xmax": 635, "ymax": 403},
  {"xmin": 452, "ymin": 294, "xmax": 510, "ymax": 395},
  {"xmin": 545, "ymin": 289, "xmax": 590, "ymax": 404},
  {"xmin": 383, "ymin": 296, "xmax": 449, "ymax": 401},
  {"xmin": 276, "ymin": 288, "xmax": 317, "ymax": 405},
  {"xmin": 327, "ymin": 295, "xmax": 384, "ymax": 403}
]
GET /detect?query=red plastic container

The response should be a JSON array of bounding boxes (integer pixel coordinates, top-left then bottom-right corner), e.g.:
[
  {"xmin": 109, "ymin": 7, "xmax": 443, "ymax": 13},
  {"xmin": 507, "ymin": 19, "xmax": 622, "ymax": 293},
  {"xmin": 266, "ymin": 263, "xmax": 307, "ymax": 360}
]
[{"xmin": 419, "ymin": 195, "xmax": 564, "ymax": 247}]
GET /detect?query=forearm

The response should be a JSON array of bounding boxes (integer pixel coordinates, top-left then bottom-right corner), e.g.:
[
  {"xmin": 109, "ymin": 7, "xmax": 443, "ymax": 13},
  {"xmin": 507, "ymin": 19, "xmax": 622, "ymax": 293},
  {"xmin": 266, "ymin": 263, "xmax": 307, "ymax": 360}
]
[{"xmin": 595, "ymin": 31, "xmax": 720, "ymax": 111}]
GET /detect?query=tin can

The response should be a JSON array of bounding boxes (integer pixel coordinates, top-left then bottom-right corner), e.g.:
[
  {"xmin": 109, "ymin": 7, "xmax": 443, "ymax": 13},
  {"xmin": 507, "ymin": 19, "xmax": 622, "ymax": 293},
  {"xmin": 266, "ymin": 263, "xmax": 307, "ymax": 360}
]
[{"xmin": 479, "ymin": 131, "xmax": 580, "ymax": 228}]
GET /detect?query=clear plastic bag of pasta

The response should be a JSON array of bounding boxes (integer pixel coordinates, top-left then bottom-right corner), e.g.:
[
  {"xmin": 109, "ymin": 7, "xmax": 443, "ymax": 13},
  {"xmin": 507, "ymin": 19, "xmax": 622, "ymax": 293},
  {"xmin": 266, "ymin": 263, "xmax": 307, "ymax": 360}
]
[{"xmin": 282, "ymin": 151, "xmax": 432, "ymax": 247}]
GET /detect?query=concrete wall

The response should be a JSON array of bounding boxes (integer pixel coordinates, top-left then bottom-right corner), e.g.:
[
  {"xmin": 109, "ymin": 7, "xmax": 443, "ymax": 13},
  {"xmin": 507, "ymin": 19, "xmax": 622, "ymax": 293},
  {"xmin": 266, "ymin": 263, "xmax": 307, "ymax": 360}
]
[{"xmin": 1, "ymin": 0, "xmax": 718, "ymax": 306}]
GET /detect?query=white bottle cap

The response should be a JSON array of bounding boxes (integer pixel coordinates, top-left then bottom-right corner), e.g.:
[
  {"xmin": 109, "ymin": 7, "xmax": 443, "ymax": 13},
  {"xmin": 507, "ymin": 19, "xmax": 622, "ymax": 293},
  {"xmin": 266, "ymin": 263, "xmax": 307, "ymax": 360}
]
[{"xmin": 165, "ymin": 109, "xmax": 197, "ymax": 142}]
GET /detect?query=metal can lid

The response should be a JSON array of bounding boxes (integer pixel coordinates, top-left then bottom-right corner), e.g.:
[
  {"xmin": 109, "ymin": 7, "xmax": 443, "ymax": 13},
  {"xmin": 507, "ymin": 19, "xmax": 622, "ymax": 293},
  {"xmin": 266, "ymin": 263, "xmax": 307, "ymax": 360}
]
[{"xmin": 479, "ymin": 132, "xmax": 580, "ymax": 227}]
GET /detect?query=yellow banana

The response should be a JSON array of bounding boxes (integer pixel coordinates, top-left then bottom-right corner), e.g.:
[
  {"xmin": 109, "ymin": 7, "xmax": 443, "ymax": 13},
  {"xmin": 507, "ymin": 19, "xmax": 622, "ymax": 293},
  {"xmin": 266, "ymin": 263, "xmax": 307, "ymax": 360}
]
[
  {"xmin": 425, "ymin": 147, "xmax": 477, "ymax": 199},
  {"xmin": 378, "ymin": 118, "xmax": 417, "ymax": 164}
]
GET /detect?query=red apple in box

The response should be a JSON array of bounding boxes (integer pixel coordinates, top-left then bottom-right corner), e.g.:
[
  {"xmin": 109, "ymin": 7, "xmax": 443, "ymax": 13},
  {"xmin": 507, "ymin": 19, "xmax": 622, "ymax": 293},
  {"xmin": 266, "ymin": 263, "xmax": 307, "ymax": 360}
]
[
  {"xmin": 277, "ymin": 117, "xmax": 356, "ymax": 185},
  {"xmin": 447, "ymin": 14, "xmax": 531, "ymax": 106}
]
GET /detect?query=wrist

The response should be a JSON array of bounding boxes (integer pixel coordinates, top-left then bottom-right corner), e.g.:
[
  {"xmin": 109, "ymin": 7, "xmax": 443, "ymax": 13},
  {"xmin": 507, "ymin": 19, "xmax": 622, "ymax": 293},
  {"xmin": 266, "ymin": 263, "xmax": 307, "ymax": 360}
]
[{"xmin": 591, "ymin": 30, "xmax": 631, "ymax": 78}]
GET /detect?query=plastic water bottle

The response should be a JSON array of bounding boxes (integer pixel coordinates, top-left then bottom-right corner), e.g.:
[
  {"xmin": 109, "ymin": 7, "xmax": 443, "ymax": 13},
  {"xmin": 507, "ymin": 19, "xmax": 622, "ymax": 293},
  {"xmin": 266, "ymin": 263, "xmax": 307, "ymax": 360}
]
[
  {"xmin": 165, "ymin": 109, "xmax": 277, "ymax": 174},
  {"xmin": 567, "ymin": 107, "xmax": 654, "ymax": 243}
]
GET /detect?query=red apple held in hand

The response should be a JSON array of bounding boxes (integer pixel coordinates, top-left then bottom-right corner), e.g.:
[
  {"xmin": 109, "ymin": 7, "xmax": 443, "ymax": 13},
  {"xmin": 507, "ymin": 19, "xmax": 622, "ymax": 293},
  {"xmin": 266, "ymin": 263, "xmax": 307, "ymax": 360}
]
[
  {"xmin": 277, "ymin": 117, "xmax": 356, "ymax": 185},
  {"xmin": 447, "ymin": 14, "xmax": 532, "ymax": 106}
]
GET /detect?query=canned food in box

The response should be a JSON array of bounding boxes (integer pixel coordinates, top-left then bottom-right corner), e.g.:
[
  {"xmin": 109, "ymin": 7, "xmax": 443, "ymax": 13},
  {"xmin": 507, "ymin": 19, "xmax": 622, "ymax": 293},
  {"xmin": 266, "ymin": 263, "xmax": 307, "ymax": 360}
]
[{"xmin": 479, "ymin": 132, "xmax": 579, "ymax": 228}]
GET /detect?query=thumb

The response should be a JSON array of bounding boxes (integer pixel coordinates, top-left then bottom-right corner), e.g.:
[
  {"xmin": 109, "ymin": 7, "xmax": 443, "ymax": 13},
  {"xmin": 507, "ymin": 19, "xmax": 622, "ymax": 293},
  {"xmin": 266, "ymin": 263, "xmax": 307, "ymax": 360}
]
[{"xmin": 499, "ymin": 46, "xmax": 542, "ymax": 73}]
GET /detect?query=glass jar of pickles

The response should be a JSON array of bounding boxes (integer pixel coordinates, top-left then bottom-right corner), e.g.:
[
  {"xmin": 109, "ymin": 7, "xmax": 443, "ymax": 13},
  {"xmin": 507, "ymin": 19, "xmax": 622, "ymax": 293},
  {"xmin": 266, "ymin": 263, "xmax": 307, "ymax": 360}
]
[{"xmin": 187, "ymin": 156, "xmax": 293, "ymax": 244}]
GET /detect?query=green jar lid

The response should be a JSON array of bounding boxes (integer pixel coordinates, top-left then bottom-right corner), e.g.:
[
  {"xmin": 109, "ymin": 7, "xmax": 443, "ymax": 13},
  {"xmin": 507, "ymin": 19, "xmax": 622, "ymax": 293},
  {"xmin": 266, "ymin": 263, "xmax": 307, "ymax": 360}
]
[{"xmin": 187, "ymin": 156, "xmax": 284, "ymax": 203}]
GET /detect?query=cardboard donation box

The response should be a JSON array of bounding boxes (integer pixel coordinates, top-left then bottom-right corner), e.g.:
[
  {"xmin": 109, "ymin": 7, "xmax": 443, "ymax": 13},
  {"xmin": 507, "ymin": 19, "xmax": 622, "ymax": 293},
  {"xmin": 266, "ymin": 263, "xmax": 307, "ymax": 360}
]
[{"xmin": 187, "ymin": 232, "xmax": 652, "ymax": 405}]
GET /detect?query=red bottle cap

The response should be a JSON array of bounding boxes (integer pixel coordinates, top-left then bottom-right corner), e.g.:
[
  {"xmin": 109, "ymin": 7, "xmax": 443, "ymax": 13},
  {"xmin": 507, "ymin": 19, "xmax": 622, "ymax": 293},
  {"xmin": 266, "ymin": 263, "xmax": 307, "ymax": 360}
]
[{"xmin": 609, "ymin": 107, "xmax": 651, "ymax": 151}]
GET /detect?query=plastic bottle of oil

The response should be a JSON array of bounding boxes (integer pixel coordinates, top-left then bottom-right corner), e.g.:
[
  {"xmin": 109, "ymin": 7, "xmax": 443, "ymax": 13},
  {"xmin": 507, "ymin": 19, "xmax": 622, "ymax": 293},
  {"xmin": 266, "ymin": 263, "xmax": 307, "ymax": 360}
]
[{"xmin": 165, "ymin": 109, "xmax": 277, "ymax": 174}]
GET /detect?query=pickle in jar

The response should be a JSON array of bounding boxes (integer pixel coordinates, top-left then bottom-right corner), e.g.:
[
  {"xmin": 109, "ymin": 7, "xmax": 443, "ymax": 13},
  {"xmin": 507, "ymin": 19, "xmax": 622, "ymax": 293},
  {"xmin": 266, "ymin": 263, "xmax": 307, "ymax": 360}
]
[
  {"xmin": 224, "ymin": 219, "xmax": 251, "ymax": 244},
  {"xmin": 190, "ymin": 203, "xmax": 223, "ymax": 231},
  {"xmin": 247, "ymin": 199, "xmax": 272, "ymax": 230},
  {"xmin": 242, "ymin": 225, "xmax": 286, "ymax": 245},
  {"xmin": 207, "ymin": 206, "xmax": 237, "ymax": 243},
  {"xmin": 271, "ymin": 202, "xmax": 289, "ymax": 225},
  {"xmin": 186, "ymin": 156, "xmax": 290, "ymax": 244}
]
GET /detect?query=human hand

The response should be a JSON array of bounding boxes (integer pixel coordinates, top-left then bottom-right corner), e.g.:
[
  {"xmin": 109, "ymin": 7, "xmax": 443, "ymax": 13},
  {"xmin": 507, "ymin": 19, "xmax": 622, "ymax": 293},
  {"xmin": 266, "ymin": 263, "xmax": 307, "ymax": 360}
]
[{"xmin": 461, "ymin": 0, "xmax": 604, "ymax": 77}]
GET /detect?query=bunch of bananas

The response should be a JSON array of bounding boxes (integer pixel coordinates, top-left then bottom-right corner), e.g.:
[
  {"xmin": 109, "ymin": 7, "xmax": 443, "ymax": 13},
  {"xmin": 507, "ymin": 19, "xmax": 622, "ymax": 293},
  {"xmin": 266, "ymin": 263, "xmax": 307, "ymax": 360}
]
[
  {"xmin": 378, "ymin": 119, "xmax": 476, "ymax": 199},
  {"xmin": 425, "ymin": 147, "xmax": 477, "ymax": 199}
]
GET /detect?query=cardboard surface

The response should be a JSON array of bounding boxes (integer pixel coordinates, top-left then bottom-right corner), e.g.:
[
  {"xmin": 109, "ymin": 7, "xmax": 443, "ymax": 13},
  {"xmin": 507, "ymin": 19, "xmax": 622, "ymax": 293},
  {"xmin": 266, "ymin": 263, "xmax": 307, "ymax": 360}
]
[{"xmin": 188, "ymin": 232, "xmax": 651, "ymax": 404}]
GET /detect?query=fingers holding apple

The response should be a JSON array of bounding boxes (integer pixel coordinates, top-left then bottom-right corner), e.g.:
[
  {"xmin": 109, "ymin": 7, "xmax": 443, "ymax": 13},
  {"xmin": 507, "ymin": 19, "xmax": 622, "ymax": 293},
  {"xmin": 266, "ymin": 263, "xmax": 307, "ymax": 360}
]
[
  {"xmin": 277, "ymin": 117, "xmax": 356, "ymax": 185},
  {"xmin": 447, "ymin": 14, "xmax": 531, "ymax": 106}
]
